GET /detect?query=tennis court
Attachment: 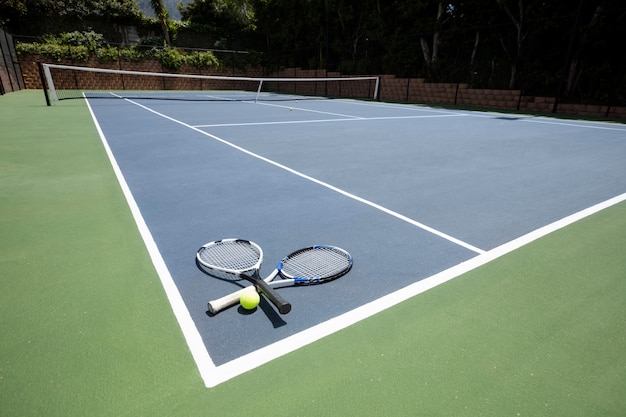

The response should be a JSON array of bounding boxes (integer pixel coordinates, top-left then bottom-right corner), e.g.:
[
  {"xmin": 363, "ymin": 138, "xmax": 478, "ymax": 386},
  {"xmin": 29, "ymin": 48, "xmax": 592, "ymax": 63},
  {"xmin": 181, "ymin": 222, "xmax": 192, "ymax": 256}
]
[
  {"xmin": 2, "ymin": 88, "xmax": 626, "ymax": 416},
  {"xmin": 80, "ymin": 81, "xmax": 626, "ymax": 385}
]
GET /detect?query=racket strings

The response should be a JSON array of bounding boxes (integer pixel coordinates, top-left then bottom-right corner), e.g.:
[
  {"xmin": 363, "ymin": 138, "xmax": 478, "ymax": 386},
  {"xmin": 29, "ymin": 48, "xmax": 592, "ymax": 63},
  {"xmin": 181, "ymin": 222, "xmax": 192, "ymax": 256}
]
[
  {"xmin": 197, "ymin": 241, "xmax": 261, "ymax": 272},
  {"xmin": 282, "ymin": 247, "xmax": 351, "ymax": 280}
]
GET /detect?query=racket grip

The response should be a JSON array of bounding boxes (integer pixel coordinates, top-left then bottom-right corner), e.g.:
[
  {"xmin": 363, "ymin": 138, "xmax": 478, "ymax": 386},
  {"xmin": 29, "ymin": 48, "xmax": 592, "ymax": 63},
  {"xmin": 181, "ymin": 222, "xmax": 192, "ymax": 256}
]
[
  {"xmin": 208, "ymin": 288, "xmax": 249, "ymax": 315},
  {"xmin": 256, "ymin": 280, "xmax": 292, "ymax": 314}
]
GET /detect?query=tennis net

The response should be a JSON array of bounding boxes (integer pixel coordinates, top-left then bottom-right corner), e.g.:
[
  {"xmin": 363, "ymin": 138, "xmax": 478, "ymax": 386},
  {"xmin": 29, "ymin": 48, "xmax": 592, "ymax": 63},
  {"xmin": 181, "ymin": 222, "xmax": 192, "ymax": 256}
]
[{"xmin": 38, "ymin": 62, "xmax": 380, "ymax": 105}]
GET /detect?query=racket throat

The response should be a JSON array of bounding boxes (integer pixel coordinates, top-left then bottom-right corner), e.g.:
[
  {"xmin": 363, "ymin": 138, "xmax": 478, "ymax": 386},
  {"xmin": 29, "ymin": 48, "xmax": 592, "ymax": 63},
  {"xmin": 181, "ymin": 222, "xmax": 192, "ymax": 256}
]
[{"xmin": 254, "ymin": 280, "xmax": 292, "ymax": 314}]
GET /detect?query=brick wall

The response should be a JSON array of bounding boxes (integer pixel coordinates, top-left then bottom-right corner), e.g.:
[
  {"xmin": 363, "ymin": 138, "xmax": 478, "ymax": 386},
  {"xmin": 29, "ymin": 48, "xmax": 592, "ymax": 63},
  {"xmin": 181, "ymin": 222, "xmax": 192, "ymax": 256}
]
[
  {"xmin": 377, "ymin": 74, "xmax": 625, "ymax": 119},
  {"xmin": 20, "ymin": 56, "xmax": 264, "ymax": 90}
]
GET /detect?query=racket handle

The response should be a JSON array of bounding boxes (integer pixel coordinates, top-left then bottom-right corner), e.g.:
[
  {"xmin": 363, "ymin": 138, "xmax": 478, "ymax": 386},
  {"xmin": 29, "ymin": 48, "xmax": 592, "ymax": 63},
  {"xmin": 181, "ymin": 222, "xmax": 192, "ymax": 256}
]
[
  {"xmin": 255, "ymin": 279, "xmax": 292, "ymax": 314},
  {"xmin": 207, "ymin": 282, "xmax": 292, "ymax": 315},
  {"xmin": 208, "ymin": 287, "xmax": 249, "ymax": 315}
]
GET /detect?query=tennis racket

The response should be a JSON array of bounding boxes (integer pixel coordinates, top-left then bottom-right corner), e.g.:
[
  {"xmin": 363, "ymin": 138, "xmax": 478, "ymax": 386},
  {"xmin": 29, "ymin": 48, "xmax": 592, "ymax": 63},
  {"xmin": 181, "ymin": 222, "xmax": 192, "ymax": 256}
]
[
  {"xmin": 205, "ymin": 243, "xmax": 353, "ymax": 315},
  {"xmin": 197, "ymin": 239, "xmax": 292, "ymax": 314}
]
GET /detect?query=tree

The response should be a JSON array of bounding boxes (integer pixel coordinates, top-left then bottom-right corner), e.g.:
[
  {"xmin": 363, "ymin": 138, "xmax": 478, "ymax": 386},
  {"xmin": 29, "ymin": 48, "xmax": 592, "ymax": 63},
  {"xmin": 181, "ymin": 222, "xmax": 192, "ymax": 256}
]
[
  {"xmin": 150, "ymin": 0, "xmax": 172, "ymax": 46},
  {"xmin": 418, "ymin": 0, "xmax": 448, "ymax": 68},
  {"xmin": 179, "ymin": 0, "xmax": 254, "ymax": 40},
  {"xmin": 494, "ymin": 0, "xmax": 529, "ymax": 89},
  {"xmin": 0, "ymin": 0, "xmax": 143, "ymax": 34},
  {"xmin": 332, "ymin": 0, "xmax": 384, "ymax": 70},
  {"xmin": 250, "ymin": 0, "xmax": 322, "ymax": 67},
  {"xmin": 493, "ymin": 0, "xmax": 563, "ymax": 90},
  {"xmin": 561, "ymin": 0, "xmax": 626, "ymax": 103}
]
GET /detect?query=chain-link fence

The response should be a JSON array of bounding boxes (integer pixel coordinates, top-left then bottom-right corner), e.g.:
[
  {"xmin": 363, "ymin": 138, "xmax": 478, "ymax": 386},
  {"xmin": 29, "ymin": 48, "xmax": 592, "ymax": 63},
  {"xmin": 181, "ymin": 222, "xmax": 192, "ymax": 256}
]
[{"xmin": 0, "ymin": 29, "xmax": 25, "ymax": 94}]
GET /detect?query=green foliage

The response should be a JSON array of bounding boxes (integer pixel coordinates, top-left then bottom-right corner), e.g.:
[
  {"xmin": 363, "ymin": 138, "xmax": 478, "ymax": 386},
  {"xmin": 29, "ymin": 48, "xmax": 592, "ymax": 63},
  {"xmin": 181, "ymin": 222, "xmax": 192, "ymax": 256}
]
[
  {"xmin": 137, "ymin": 35, "xmax": 165, "ymax": 47},
  {"xmin": 17, "ymin": 31, "xmax": 220, "ymax": 70},
  {"xmin": 48, "ymin": 31, "xmax": 106, "ymax": 52},
  {"xmin": 151, "ymin": 47, "xmax": 184, "ymax": 70},
  {"xmin": 1, "ymin": 0, "xmax": 143, "ymax": 32},
  {"xmin": 16, "ymin": 41, "xmax": 90, "ymax": 61},
  {"xmin": 136, "ymin": 0, "xmax": 189, "ymax": 20},
  {"xmin": 95, "ymin": 45, "xmax": 120, "ymax": 62},
  {"xmin": 16, "ymin": 30, "xmax": 104, "ymax": 61},
  {"xmin": 147, "ymin": 47, "xmax": 220, "ymax": 70},
  {"xmin": 186, "ymin": 50, "xmax": 220, "ymax": 69},
  {"xmin": 86, "ymin": 0, "xmax": 144, "ymax": 23},
  {"xmin": 167, "ymin": 19, "xmax": 180, "ymax": 42},
  {"xmin": 94, "ymin": 44, "xmax": 149, "ymax": 63},
  {"xmin": 117, "ymin": 47, "xmax": 145, "ymax": 62},
  {"xmin": 180, "ymin": 0, "xmax": 255, "ymax": 35}
]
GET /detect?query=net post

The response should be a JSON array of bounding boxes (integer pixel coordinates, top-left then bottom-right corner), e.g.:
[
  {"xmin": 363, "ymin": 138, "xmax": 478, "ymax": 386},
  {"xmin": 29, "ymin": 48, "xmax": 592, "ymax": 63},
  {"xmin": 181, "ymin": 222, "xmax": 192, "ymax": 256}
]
[
  {"xmin": 37, "ymin": 62, "xmax": 51, "ymax": 106},
  {"xmin": 374, "ymin": 76, "xmax": 381, "ymax": 101},
  {"xmin": 256, "ymin": 79, "xmax": 264, "ymax": 102},
  {"xmin": 43, "ymin": 64, "xmax": 59, "ymax": 102}
]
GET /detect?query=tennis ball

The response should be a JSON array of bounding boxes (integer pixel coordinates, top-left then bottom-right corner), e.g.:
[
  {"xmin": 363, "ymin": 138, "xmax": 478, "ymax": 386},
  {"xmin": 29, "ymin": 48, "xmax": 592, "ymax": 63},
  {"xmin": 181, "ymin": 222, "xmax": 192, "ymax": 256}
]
[
  {"xmin": 240, "ymin": 289, "xmax": 260, "ymax": 310},
  {"xmin": 289, "ymin": 107, "xmax": 293, "ymax": 111}
]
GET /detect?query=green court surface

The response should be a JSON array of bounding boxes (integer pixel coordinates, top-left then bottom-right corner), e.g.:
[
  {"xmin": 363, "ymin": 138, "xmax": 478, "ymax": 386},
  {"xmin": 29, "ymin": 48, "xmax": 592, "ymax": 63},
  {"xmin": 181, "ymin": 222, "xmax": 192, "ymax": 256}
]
[{"xmin": 1, "ymin": 90, "xmax": 625, "ymax": 416}]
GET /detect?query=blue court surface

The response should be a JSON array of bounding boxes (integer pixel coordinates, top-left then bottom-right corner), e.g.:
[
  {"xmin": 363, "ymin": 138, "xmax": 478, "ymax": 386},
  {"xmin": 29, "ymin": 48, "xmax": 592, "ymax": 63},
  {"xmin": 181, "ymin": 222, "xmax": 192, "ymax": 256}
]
[{"xmin": 85, "ymin": 93, "xmax": 626, "ymax": 387}]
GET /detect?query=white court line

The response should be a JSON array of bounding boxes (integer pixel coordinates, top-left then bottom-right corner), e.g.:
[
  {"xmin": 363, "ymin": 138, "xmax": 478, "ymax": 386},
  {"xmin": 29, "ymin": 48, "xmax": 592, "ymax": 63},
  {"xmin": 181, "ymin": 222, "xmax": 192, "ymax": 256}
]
[
  {"xmin": 91, "ymin": 96, "xmax": 626, "ymax": 388},
  {"xmin": 520, "ymin": 118, "xmax": 626, "ymax": 131},
  {"xmin": 203, "ymin": 94, "xmax": 237, "ymax": 101},
  {"xmin": 193, "ymin": 113, "xmax": 466, "ymax": 128},
  {"xmin": 431, "ymin": 105, "xmax": 626, "ymax": 131},
  {"xmin": 340, "ymin": 99, "xmax": 469, "ymax": 114},
  {"xmin": 83, "ymin": 96, "xmax": 218, "ymax": 386},
  {"xmin": 340, "ymin": 98, "xmax": 626, "ymax": 130},
  {"xmin": 254, "ymin": 101, "xmax": 366, "ymax": 119}
]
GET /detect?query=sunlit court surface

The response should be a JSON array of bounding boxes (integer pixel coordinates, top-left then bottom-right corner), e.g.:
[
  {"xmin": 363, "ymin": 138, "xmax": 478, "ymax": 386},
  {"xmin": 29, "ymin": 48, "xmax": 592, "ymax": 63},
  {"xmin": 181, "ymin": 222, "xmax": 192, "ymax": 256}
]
[{"xmin": 79, "ymin": 88, "xmax": 626, "ymax": 388}]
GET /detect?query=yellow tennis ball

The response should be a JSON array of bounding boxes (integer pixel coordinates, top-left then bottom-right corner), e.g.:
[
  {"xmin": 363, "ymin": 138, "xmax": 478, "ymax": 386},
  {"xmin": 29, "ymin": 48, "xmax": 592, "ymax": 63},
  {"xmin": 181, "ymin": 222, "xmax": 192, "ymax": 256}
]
[
  {"xmin": 240, "ymin": 289, "xmax": 260, "ymax": 310},
  {"xmin": 289, "ymin": 107, "xmax": 293, "ymax": 111}
]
